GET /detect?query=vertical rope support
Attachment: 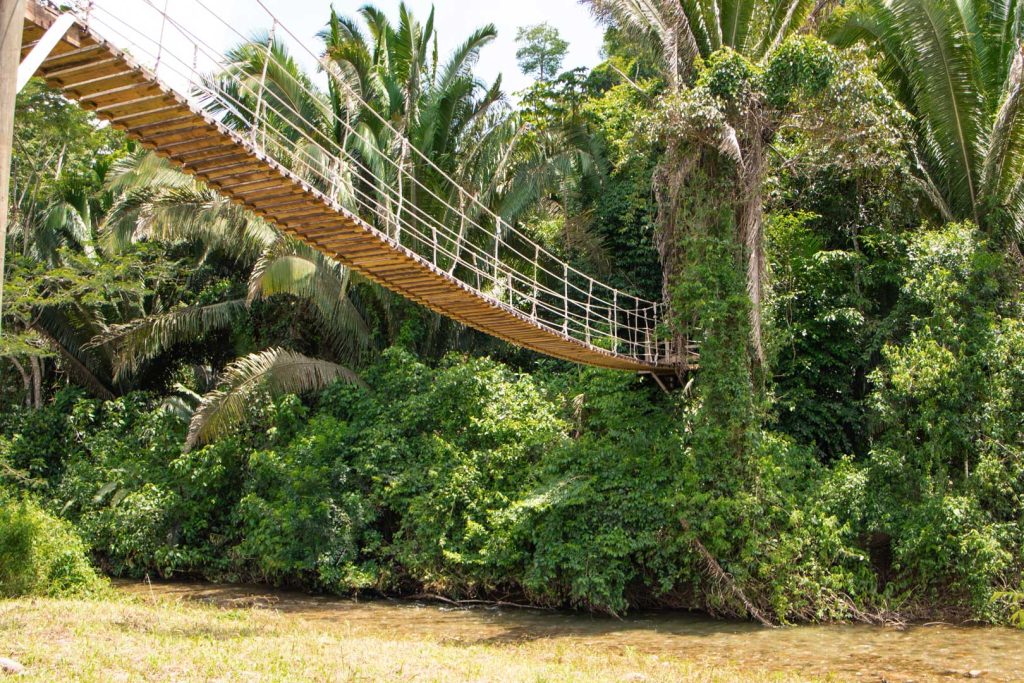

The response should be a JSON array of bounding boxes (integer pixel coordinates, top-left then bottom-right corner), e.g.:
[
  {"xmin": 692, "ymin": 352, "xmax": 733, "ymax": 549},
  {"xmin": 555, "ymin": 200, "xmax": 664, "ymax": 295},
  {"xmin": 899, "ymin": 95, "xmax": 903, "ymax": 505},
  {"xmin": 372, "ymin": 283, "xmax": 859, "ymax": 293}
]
[
  {"xmin": 431, "ymin": 220, "xmax": 438, "ymax": 266},
  {"xmin": 395, "ymin": 137, "xmax": 408, "ymax": 243},
  {"xmin": 630, "ymin": 301, "xmax": 638, "ymax": 362},
  {"xmin": 585, "ymin": 279, "xmax": 593, "ymax": 345},
  {"xmin": 449, "ymin": 188, "xmax": 466, "ymax": 275},
  {"xmin": 652, "ymin": 304, "xmax": 659, "ymax": 363},
  {"xmin": 252, "ymin": 22, "xmax": 277, "ymax": 152},
  {"xmin": 154, "ymin": 0, "xmax": 169, "ymax": 72},
  {"xmin": 644, "ymin": 308, "xmax": 652, "ymax": 361},
  {"xmin": 562, "ymin": 262, "xmax": 569, "ymax": 334},
  {"xmin": 493, "ymin": 220, "xmax": 500, "ymax": 282},
  {"xmin": 531, "ymin": 243, "xmax": 539, "ymax": 320},
  {"xmin": 612, "ymin": 290, "xmax": 618, "ymax": 354},
  {"xmin": 188, "ymin": 44, "xmax": 199, "ymax": 97}
]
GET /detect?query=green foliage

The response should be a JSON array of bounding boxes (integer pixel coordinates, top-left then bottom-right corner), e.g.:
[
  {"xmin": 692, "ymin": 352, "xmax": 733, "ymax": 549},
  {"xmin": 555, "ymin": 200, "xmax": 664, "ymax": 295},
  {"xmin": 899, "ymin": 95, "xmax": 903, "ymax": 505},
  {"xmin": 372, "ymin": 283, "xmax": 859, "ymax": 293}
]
[
  {"xmin": 858, "ymin": 223, "xmax": 1024, "ymax": 613},
  {"xmin": 52, "ymin": 394, "xmax": 244, "ymax": 577},
  {"xmin": 832, "ymin": 0, "xmax": 1024, "ymax": 238},
  {"xmin": 0, "ymin": 496, "xmax": 107, "ymax": 598},
  {"xmin": 0, "ymin": 389, "xmax": 85, "ymax": 483},
  {"xmin": 762, "ymin": 36, "xmax": 840, "ymax": 108},
  {"xmin": 236, "ymin": 397, "xmax": 377, "ymax": 590},
  {"xmin": 993, "ymin": 588, "xmax": 1024, "ymax": 628},
  {"xmin": 515, "ymin": 23, "xmax": 570, "ymax": 82},
  {"xmin": 7, "ymin": 0, "xmax": 1024, "ymax": 630},
  {"xmin": 697, "ymin": 48, "xmax": 761, "ymax": 104}
]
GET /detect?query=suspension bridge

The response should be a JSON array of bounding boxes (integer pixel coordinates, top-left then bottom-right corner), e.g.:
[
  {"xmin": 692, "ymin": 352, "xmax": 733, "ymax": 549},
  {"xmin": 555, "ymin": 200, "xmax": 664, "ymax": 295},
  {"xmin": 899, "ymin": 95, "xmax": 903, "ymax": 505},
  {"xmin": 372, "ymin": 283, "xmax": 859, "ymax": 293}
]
[{"xmin": 4, "ymin": 0, "xmax": 694, "ymax": 375}]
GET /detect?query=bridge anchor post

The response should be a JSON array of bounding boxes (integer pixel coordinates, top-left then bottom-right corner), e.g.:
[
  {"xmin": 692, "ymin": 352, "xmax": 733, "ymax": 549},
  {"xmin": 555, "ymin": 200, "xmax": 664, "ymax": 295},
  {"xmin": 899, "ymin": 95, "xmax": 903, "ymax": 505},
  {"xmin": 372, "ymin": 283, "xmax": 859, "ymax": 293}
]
[{"xmin": 0, "ymin": 0, "xmax": 27, "ymax": 337}]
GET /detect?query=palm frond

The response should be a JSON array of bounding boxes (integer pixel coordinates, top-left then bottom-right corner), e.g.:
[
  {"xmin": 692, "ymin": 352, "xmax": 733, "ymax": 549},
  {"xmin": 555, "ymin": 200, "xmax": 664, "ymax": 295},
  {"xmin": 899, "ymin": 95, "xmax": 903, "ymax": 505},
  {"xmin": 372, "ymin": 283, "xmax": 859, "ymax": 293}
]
[
  {"xmin": 95, "ymin": 299, "xmax": 248, "ymax": 381},
  {"xmin": 585, "ymin": 0, "xmax": 700, "ymax": 87},
  {"xmin": 186, "ymin": 347, "xmax": 364, "ymax": 449},
  {"xmin": 248, "ymin": 246, "xmax": 372, "ymax": 359},
  {"xmin": 981, "ymin": 43, "xmax": 1024, "ymax": 206},
  {"xmin": 32, "ymin": 310, "xmax": 116, "ymax": 400},
  {"xmin": 893, "ymin": 0, "xmax": 985, "ymax": 218}
]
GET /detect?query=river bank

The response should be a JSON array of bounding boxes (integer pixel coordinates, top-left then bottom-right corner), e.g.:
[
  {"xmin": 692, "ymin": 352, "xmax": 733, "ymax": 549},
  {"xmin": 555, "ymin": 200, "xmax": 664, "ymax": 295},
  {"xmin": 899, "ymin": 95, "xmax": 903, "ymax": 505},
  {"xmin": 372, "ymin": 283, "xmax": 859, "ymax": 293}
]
[{"xmin": 0, "ymin": 581, "xmax": 1021, "ymax": 681}]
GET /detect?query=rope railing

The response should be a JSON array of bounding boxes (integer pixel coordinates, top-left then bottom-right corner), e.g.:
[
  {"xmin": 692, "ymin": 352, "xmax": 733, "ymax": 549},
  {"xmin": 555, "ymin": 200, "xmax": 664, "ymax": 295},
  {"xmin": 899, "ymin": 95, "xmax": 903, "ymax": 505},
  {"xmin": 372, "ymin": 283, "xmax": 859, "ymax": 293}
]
[{"xmin": 71, "ymin": 0, "xmax": 677, "ymax": 364}]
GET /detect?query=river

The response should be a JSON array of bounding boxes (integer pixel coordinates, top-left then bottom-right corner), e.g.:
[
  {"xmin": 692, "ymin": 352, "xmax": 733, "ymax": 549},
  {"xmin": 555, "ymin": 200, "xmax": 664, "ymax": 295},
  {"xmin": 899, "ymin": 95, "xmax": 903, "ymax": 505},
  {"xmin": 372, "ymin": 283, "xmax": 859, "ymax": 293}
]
[{"xmin": 117, "ymin": 581, "xmax": 1024, "ymax": 681}]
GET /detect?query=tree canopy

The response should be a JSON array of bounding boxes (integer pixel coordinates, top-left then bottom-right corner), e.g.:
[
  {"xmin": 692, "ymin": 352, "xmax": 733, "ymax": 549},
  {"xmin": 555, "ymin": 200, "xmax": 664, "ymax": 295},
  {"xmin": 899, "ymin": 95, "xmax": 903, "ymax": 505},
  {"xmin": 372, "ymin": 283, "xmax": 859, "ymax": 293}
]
[{"xmin": 516, "ymin": 23, "xmax": 570, "ymax": 82}]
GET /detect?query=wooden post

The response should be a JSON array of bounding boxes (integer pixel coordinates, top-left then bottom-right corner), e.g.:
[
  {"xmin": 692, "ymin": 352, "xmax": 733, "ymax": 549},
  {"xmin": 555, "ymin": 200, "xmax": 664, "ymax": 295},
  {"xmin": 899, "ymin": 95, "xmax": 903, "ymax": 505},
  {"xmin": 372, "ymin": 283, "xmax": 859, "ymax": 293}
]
[{"xmin": 0, "ymin": 0, "xmax": 26, "ymax": 338}]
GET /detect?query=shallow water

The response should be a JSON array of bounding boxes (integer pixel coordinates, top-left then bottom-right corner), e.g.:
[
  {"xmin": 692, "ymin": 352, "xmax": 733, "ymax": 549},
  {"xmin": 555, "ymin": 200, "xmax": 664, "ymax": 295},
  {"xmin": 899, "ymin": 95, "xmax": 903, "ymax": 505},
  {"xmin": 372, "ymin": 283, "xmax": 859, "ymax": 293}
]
[{"xmin": 117, "ymin": 580, "xmax": 1024, "ymax": 682}]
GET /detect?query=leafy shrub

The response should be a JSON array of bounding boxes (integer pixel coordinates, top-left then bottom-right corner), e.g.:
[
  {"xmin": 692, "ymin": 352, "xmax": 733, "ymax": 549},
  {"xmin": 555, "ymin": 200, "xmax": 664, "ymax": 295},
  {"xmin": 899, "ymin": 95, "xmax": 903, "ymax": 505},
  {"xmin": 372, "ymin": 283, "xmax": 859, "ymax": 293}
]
[
  {"xmin": 0, "ymin": 496, "xmax": 106, "ymax": 597},
  {"xmin": 862, "ymin": 223, "xmax": 1024, "ymax": 614},
  {"xmin": 236, "ymin": 399, "xmax": 378, "ymax": 591},
  {"xmin": 55, "ymin": 394, "xmax": 244, "ymax": 578}
]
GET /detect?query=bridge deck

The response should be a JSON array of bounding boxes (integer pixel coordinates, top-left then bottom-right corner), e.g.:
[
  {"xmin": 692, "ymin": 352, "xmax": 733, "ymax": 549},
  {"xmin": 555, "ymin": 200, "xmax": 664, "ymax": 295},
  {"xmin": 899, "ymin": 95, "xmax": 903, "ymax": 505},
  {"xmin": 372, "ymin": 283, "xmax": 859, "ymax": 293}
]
[{"xmin": 20, "ymin": 2, "xmax": 681, "ymax": 374}]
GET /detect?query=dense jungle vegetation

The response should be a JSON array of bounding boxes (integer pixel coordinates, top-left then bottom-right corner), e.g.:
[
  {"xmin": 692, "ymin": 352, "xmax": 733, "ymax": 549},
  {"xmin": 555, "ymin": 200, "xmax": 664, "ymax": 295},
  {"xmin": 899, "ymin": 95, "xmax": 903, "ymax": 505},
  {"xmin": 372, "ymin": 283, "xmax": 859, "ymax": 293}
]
[{"xmin": 2, "ymin": 0, "xmax": 1024, "ymax": 627}]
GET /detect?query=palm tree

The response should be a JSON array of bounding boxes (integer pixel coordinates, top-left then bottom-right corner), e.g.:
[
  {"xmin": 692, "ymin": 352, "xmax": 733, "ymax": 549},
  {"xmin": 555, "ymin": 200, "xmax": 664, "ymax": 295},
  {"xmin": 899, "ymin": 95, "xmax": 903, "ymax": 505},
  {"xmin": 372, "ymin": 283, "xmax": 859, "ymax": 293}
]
[
  {"xmin": 318, "ymin": 5, "xmax": 521, "ymax": 280},
  {"xmin": 96, "ymin": 151, "xmax": 370, "ymax": 449},
  {"xmin": 832, "ymin": 0, "xmax": 1024, "ymax": 257},
  {"xmin": 584, "ymin": 0, "xmax": 829, "ymax": 362}
]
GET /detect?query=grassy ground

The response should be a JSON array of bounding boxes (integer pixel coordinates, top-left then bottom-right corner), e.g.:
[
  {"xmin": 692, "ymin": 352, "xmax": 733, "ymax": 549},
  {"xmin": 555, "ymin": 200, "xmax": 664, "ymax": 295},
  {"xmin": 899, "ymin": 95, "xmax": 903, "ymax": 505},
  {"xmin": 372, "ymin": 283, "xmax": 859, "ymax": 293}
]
[{"xmin": 0, "ymin": 593, "xmax": 826, "ymax": 682}]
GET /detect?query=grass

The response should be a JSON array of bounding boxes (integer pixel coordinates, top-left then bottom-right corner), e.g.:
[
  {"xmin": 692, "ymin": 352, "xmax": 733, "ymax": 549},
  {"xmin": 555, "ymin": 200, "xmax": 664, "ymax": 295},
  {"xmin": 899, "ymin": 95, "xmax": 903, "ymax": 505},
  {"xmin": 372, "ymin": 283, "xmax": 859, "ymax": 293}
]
[{"xmin": 0, "ymin": 592, "xmax": 827, "ymax": 682}]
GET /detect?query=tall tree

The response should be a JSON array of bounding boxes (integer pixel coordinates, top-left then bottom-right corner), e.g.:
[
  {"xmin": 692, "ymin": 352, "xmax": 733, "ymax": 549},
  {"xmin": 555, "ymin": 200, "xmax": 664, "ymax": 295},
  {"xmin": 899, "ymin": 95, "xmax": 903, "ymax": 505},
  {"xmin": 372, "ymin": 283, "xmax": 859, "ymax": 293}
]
[
  {"xmin": 516, "ymin": 23, "xmax": 570, "ymax": 82},
  {"xmin": 584, "ymin": 0, "xmax": 828, "ymax": 363}
]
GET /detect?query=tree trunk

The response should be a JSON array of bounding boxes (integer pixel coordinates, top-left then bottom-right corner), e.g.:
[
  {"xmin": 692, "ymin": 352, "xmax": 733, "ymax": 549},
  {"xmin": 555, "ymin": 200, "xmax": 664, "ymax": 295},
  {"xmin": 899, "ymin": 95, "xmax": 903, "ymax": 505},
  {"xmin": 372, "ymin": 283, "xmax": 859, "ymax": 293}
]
[
  {"xmin": 29, "ymin": 354, "xmax": 41, "ymax": 408},
  {"xmin": 735, "ymin": 123, "xmax": 768, "ymax": 367},
  {"xmin": 10, "ymin": 356, "xmax": 30, "ymax": 407}
]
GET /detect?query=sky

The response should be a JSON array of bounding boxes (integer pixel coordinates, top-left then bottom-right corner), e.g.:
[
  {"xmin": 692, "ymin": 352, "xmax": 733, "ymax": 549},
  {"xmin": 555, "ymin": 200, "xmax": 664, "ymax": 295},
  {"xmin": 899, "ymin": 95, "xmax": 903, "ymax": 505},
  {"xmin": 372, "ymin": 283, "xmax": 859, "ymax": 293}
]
[{"xmin": 83, "ymin": 0, "xmax": 608, "ymax": 96}]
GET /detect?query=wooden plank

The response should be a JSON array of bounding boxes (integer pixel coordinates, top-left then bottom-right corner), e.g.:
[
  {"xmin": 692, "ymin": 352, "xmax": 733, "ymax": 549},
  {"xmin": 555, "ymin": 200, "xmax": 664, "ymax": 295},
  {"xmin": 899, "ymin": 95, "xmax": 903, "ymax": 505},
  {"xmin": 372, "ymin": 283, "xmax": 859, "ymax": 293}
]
[
  {"xmin": 40, "ymin": 55, "xmax": 123, "ymax": 80},
  {"xmin": 152, "ymin": 137, "xmax": 229, "ymax": 155},
  {"xmin": 222, "ymin": 177, "xmax": 285, "ymax": 193},
  {"xmin": 201, "ymin": 167, "xmax": 276, "ymax": 184},
  {"xmin": 58, "ymin": 70, "xmax": 138, "ymax": 95},
  {"xmin": 39, "ymin": 43, "xmax": 105, "ymax": 69},
  {"xmin": 127, "ymin": 115, "xmax": 197, "ymax": 136},
  {"xmin": 93, "ymin": 93, "xmax": 172, "ymax": 114},
  {"xmin": 110, "ymin": 104, "xmax": 187, "ymax": 126},
  {"xmin": 193, "ymin": 158, "xmax": 261, "ymax": 176},
  {"xmin": 179, "ymin": 148, "xmax": 250, "ymax": 166}
]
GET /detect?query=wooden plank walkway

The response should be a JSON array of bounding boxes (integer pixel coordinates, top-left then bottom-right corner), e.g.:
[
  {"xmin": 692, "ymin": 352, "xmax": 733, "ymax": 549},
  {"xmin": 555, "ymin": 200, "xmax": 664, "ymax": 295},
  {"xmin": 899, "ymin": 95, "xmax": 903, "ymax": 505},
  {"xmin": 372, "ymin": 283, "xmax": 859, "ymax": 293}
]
[{"xmin": 20, "ymin": 2, "xmax": 681, "ymax": 374}]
